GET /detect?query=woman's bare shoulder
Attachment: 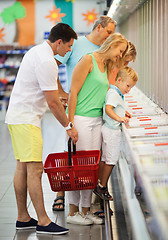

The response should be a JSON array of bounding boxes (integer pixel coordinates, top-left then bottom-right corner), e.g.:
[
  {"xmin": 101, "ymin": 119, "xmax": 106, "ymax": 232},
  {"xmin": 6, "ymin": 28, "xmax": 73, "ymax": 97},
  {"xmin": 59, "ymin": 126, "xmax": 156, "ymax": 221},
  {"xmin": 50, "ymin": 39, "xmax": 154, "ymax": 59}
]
[
  {"xmin": 78, "ymin": 54, "xmax": 93, "ymax": 73},
  {"xmin": 79, "ymin": 54, "xmax": 93, "ymax": 63}
]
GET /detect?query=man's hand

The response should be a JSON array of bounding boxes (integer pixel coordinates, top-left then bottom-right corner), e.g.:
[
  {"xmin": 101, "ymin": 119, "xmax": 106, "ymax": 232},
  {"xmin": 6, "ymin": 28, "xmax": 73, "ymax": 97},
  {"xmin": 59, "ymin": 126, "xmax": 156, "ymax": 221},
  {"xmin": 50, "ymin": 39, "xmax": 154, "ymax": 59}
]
[
  {"xmin": 66, "ymin": 126, "xmax": 78, "ymax": 144},
  {"xmin": 59, "ymin": 91, "xmax": 69, "ymax": 110},
  {"xmin": 59, "ymin": 97, "xmax": 68, "ymax": 110},
  {"xmin": 61, "ymin": 91, "xmax": 69, "ymax": 99}
]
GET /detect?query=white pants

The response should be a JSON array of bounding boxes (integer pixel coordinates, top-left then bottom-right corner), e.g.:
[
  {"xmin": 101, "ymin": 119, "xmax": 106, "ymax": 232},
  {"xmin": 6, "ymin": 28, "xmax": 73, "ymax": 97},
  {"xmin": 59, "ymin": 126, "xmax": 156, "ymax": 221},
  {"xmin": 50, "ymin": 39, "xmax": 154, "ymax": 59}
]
[
  {"xmin": 101, "ymin": 125, "xmax": 122, "ymax": 165},
  {"xmin": 67, "ymin": 115, "xmax": 102, "ymax": 208}
]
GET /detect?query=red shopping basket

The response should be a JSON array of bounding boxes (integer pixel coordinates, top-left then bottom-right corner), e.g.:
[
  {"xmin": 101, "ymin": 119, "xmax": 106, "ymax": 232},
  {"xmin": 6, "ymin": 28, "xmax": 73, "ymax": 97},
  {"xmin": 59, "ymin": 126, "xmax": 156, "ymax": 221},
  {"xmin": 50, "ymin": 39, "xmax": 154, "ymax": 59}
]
[{"xmin": 44, "ymin": 138, "xmax": 100, "ymax": 192}]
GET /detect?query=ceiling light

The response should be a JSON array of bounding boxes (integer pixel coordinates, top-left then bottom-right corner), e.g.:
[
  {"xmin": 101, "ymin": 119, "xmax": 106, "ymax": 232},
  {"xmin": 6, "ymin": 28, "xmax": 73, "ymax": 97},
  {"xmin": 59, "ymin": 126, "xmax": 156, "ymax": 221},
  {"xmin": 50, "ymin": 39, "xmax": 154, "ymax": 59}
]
[{"xmin": 107, "ymin": 0, "xmax": 122, "ymax": 17}]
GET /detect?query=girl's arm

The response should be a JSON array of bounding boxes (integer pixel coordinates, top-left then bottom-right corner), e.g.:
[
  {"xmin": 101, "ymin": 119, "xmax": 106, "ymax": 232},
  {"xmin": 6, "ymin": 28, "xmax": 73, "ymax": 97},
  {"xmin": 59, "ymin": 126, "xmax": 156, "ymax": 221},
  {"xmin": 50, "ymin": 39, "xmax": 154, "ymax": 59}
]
[
  {"xmin": 68, "ymin": 55, "xmax": 93, "ymax": 122},
  {"xmin": 105, "ymin": 105, "xmax": 130, "ymax": 124}
]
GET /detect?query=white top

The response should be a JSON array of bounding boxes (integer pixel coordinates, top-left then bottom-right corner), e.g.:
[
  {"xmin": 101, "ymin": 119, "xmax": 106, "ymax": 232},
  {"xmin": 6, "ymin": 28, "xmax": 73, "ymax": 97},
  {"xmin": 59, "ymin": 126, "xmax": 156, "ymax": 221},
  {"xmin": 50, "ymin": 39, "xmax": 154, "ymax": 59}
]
[
  {"xmin": 5, "ymin": 41, "xmax": 58, "ymax": 128},
  {"xmin": 103, "ymin": 89, "xmax": 125, "ymax": 129}
]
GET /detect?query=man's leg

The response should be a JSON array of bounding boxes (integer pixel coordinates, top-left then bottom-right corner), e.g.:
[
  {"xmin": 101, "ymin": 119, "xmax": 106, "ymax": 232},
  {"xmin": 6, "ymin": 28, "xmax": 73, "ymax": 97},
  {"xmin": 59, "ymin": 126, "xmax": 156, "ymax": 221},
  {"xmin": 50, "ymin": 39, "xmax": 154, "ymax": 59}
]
[
  {"xmin": 14, "ymin": 160, "xmax": 31, "ymax": 222},
  {"xmin": 27, "ymin": 161, "xmax": 50, "ymax": 226},
  {"xmin": 53, "ymin": 191, "xmax": 65, "ymax": 210},
  {"xmin": 10, "ymin": 124, "xmax": 68, "ymax": 234}
]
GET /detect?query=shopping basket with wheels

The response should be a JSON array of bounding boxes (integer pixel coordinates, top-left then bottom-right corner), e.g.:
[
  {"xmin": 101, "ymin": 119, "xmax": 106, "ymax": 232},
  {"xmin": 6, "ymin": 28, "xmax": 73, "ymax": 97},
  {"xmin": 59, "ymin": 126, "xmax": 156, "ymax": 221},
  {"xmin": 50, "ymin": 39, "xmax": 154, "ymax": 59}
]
[{"xmin": 44, "ymin": 138, "xmax": 101, "ymax": 192}]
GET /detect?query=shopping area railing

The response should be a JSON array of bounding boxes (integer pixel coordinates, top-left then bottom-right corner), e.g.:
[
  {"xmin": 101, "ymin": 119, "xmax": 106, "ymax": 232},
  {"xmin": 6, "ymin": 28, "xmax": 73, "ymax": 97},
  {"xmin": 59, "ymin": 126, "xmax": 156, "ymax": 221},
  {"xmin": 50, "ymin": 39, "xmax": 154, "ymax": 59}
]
[{"xmin": 104, "ymin": 199, "xmax": 113, "ymax": 240}]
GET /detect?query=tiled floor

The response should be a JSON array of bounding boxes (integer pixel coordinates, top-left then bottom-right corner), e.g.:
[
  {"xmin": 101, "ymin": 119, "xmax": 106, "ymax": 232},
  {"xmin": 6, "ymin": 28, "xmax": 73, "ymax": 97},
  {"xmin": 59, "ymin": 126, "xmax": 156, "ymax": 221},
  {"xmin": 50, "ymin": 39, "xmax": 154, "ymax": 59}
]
[{"xmin": 0, "ymin": 110, "xmax": 128, "ymax": 240}]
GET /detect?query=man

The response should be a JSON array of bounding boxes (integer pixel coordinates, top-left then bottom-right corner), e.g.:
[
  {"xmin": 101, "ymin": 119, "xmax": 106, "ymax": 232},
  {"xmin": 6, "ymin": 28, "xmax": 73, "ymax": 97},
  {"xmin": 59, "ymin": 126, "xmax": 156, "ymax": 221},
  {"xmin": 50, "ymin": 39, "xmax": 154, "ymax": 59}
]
[
  {"xmin": 53, "ymin": 15, "xmax": 117, "ymax": 213},
  {"xmin": 5, "ymin": 23, "xmax": 78, "ymax": 235}
]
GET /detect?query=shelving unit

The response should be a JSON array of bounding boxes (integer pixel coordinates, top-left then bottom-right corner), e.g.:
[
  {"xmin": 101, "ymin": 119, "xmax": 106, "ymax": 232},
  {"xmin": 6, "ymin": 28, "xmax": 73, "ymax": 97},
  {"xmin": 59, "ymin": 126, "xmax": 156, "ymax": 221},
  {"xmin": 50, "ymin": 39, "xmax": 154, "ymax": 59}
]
[
  {"xmin": 0, "ymin": 47, "xmax": 29, "ymax": 120},
  {"xmin": 0, "ymin": 45, "xmax": 68, "ymax": 121},
  {"xmin": 58, "ymin": 64, "xmax": 68, "ymax": 92},
  {"xmin": 0, "ymin": 48, "xmax": 29, "ymax": 82},
  {"xmin": 117, "ymin": 87, "xmax": 168, "ymax": 240}
]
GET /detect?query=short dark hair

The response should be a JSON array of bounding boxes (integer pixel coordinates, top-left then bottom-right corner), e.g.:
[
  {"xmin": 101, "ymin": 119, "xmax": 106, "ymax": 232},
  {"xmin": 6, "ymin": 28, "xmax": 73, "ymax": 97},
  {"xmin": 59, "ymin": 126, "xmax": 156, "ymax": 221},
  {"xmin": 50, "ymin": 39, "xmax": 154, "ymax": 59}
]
[{"xmin": 48, "ymin": 23, "xmax": 77, "ymax": 43}]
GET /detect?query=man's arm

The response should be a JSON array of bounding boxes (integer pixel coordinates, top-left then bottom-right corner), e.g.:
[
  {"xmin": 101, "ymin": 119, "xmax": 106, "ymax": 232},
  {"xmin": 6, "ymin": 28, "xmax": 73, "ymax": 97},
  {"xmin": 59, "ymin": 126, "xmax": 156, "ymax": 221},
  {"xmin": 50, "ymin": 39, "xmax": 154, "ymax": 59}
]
[
  {"xmin": 44, "ymin": 90, "xmax": 78, "ymax": 143},
  {"xmin": 55, "ymin": 59, "xmax": 68, "ymax": 97},
  {"xmin": 57, "ymin": 76, "xmax": 69, "ymax": 98},
  {"xmin": 55, "ymin": 59, "xmax": 69, "ymax": 108},
  {"xmin": 55, "ymin": 59, "xmax": 69, "ymax": 109}
]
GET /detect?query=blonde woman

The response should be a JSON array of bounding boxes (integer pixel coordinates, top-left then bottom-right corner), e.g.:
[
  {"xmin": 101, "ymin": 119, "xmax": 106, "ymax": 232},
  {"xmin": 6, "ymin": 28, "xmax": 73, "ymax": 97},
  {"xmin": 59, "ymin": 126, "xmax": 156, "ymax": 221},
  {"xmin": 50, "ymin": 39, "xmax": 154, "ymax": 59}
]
[
  {"xmin": 53, "ymin": 15, "xmax": 117, "ymax": 212},
  {"xmin": 66, "ymin": 33, "xmax": 128, "ymax": 225},
  {"xmin": 109, "ymin": 41, "xmax": 137, "ymax": 85}
]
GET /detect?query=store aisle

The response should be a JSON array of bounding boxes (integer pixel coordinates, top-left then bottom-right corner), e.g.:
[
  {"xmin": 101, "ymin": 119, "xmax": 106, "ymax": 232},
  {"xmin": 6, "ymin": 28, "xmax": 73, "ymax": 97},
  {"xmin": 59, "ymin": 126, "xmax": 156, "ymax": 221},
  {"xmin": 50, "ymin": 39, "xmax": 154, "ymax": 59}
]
[{"xmin": 0, "ymin": 111, "xmax": 128, "ymax": 240}]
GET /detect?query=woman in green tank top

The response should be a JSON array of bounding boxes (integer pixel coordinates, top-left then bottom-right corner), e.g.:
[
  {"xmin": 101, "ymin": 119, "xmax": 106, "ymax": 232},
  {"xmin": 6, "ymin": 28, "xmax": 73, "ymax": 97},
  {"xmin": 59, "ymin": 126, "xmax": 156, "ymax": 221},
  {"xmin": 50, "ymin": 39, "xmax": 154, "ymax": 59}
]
[{"xmin": 66, "ymin": 33, "xmax": 128, "ymax": 225}]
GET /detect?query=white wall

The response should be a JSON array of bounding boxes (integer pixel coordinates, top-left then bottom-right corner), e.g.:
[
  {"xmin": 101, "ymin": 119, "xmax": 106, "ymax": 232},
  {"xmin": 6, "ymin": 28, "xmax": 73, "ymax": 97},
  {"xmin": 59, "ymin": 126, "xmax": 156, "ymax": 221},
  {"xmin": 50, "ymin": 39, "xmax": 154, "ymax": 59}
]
[
  {"xmin": 0, "ymin": 0, "xmax": 105, "ymax": 45},
  {"xmin": 73, "ymin": 0, "xmax": 103, "ymax": 34},
  {"xmin": 35, "ymin": 0, "xmax": 54, "ymax": 44},
  {"xmin": 0, "ymin": 0, "xmax": 16, "ymax": 45},
  {"xmin": 119, "ymin": 0, "xmax": 168, "ymax": 113}
]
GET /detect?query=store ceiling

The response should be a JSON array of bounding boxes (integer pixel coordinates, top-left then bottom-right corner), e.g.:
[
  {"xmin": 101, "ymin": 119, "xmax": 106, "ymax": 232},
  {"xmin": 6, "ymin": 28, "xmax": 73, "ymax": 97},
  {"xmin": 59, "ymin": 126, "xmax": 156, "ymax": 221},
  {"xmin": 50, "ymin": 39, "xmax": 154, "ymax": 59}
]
[{"xmin": 108, "ymin": 0, "xmax": 147, "ymax": 25}]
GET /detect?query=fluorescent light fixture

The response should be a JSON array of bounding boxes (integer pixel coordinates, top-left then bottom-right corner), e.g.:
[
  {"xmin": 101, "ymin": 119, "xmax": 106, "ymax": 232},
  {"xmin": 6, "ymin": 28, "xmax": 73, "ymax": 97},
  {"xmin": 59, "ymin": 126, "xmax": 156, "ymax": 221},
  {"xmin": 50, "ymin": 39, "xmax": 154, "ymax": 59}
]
[{"xmin": 107, "ymin": 0, "xmax": 122, "ymax": 17}]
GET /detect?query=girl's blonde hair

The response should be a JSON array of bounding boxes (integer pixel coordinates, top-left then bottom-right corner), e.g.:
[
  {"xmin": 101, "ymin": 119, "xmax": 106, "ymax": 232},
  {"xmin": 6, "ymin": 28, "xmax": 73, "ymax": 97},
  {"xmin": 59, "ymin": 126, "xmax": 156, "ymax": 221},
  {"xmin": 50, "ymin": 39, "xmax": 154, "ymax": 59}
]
[
  {"xmin": 116, "ymin": 66, "xmax": 138, "ymax": 83},
  {"xmin": 119, "ymin": 41, "xmax": 136, "ymax": 68},
  {"xmin": 126, "ymin": 41, "xmax": 136, "ymax": 62},
  {"xmin": 96, "ymin": 33, "xmax": 128, "ymax": 74}
]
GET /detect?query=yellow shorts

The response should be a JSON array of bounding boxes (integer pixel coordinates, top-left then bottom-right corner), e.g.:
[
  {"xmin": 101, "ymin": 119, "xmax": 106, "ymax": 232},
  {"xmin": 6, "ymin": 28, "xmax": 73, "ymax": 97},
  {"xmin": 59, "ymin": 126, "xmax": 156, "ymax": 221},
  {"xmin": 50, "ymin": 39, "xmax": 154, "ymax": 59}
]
[{"xmin": 8, "ymin": 124, "xmax": 43, "ymax": 162}]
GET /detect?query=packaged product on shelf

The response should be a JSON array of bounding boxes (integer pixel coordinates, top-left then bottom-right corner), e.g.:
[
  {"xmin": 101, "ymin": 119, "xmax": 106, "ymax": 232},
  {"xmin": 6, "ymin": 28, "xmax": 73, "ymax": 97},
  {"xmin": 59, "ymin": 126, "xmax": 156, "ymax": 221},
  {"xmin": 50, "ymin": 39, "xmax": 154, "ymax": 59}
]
[
  {"xmin": 128, "ymin": 115, "xmax": 168, "ymax": 128},
  {"xmin": 151, "ymin": 175, "xmax": 168, "ymax": 209},
  {"xmin": 126, "ymin": 125, "xmax": 168, "ymax": 138}
]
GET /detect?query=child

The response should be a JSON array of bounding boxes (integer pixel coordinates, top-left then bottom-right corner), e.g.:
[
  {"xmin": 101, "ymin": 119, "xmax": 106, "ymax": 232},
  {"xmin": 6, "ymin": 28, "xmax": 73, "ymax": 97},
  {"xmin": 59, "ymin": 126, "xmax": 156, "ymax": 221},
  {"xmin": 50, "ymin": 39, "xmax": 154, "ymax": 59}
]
[{"xmin": 93, "ymin": 66, "xmax": 138, "ymax": 200}]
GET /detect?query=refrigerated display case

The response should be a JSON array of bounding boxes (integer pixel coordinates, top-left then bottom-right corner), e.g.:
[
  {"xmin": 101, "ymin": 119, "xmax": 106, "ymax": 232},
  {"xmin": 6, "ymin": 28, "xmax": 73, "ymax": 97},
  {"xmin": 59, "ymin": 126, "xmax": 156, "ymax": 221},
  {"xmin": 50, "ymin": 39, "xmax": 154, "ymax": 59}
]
[{"xmin": 117, "ymin": 87, "xmax": 168, "ymax": 240}]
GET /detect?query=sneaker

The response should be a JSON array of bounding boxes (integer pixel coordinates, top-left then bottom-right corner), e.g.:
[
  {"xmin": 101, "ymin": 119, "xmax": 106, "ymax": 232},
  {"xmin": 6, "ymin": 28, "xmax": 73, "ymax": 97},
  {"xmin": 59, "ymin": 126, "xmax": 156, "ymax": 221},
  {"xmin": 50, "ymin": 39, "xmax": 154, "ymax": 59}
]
[
  {"xmin": 36, "ymin": 222, "xmax": 69, "ymax": 235},
  {"xmin": 93, "ymin": 184, "xmax": 113, "ymax": 201},
  {"xmin": 66, "ymin": 212, "xmax": 93, "ymax": 225},
  {"xmin": 16, "ymin": 218, "xmax": 37, "ymax": 230},
  {"xmin": 86, "ymin": 211, "xmax": 103, "ymax": 225}
]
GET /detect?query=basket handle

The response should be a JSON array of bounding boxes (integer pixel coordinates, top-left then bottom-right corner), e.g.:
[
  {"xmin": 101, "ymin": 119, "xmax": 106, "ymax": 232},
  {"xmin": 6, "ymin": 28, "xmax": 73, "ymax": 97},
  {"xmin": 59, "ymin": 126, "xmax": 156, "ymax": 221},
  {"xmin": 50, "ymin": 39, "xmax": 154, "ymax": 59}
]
[{"xmin": 68, "ymin": 138, "xmax": 76, "ymax": 166}]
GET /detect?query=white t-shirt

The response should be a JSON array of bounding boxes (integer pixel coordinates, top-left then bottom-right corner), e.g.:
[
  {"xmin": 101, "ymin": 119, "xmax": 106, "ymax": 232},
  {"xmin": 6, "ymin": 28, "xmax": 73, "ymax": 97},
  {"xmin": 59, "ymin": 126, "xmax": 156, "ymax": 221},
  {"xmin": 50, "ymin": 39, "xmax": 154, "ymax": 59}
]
[
  {"xmin": 5, "ymin": 41, "xmax": 58, "ymax": 128},
  {"xmin": 103, "ymin": 89, "xmax": 125, "ymax": 129}
]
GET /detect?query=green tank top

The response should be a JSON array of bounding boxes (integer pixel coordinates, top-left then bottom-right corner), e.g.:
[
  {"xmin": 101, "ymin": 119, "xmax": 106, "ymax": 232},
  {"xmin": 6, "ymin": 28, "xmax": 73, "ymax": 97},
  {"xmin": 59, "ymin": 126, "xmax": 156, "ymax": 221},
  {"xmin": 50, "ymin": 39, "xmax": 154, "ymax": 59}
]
[{"xmin": 75, "ymin": 53, "xmax": 109, "ymax": 117}]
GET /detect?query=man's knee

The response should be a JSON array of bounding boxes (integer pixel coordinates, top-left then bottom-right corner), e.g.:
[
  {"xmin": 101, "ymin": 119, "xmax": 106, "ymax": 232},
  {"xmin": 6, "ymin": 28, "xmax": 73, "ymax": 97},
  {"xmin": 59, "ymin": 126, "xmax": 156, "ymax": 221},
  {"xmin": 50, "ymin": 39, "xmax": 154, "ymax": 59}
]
[
  {"xmin": 27, "ymin": 162, "xmax": 43, "ymax": 178},
  {"xmin": 15, "ymin": 160, "xmax": 27, "ymax": 175}
]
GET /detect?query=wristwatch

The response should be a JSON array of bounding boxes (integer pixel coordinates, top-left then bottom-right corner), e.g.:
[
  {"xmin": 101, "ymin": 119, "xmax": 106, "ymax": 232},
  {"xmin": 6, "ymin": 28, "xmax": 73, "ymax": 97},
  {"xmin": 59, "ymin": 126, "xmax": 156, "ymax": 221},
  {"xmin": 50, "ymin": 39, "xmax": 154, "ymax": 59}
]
[{"xmin": 64, "ymin": 122, "xmax": 73, "ymax": 131}]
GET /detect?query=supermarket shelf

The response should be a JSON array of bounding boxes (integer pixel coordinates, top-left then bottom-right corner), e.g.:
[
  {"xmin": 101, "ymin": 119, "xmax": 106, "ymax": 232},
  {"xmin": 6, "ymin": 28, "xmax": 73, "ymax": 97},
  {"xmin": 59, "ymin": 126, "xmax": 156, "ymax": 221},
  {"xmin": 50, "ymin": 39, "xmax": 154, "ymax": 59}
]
[
  {"xmin": 0, "ymin": 64, "xmax": 20, "ymax": 68},
  {"xmin": 122, "ymin": 126, "xmax": 168, "ymax": 240},
  {"xmin": 0, "ymin": 47, "xmax": 68, "ymax": 107},
  {"xmin": 0, "ymin": 48, "xmax": 27, "ymax": 87},
  {"xmin": 117, "ymin": 153, "xmax": 151, "ymax": 240},
  {"xmin": 119, "ymin": 86, "xmax": 168, "ymax": 240},
  {"xmin": 0, "ymin": 49, "xmax": 28, "ymax": 54}
]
